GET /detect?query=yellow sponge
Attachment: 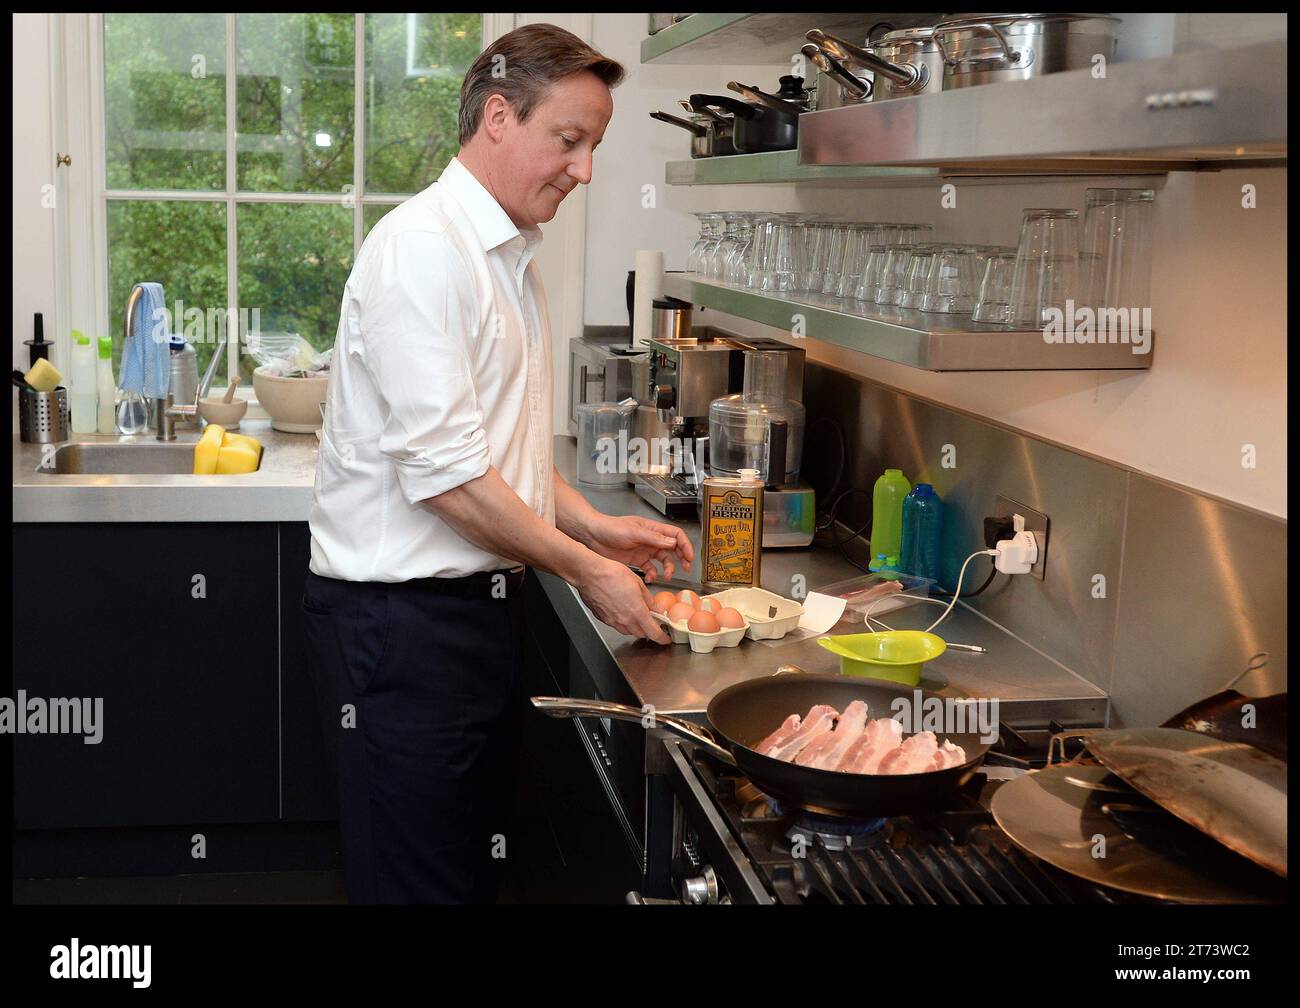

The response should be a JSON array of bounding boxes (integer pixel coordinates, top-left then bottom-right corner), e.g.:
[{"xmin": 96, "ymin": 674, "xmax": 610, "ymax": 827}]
[
  {"xmin": 25, "ymin": 358, "xmax": 63, "ymax": 393},
  {"xmin": 193, "ymin": 423, "xmax": 225, "ymax": 474},
  {"xmin": 215, "ymin": 441, "xmax": 260, "ymax": 474}
]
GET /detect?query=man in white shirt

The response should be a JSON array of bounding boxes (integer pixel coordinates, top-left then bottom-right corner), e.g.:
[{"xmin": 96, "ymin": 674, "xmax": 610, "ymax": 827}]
[{"xmin": 301, "ymin": 24, "xmax": 691, "ymax": 904}]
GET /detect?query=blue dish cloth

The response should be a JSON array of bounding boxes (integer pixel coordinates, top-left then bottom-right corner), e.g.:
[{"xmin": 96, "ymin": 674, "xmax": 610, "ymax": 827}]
[{"xmin": 118, "ymin": 282, "xmax": 171, "ymax": 399}]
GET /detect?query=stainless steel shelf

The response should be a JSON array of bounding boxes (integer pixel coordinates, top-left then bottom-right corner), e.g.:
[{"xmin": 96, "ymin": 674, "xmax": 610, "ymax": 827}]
[
  {"xmin": 662, "ymin": 274, "xmax": 1155, "ymax": 372},
  {"xmin": 641, "ymin": 12, "xmax": 930, "ymax": 65},
  {"xmin": 665, "ymin": 150, "xmax": 1172, "ymax": 186},
  {"xmin": 800, "ymin": 41, "xmax": 1287, "ymax": 171},
  {"xmin": 666, "ymin": 149, "xmax": 942, "ymax": 185}
]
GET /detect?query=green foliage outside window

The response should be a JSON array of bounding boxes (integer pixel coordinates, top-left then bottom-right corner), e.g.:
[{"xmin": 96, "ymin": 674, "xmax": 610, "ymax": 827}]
[{"xmin": 103, "ymin": 12, "xmax": 480, "ymax": 386}]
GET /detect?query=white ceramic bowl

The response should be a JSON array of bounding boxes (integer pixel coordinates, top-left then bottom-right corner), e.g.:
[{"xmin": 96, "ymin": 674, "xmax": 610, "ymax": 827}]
[{"xmin": 252, "ymin": 367, "xmax": 328, "ymax": 433}]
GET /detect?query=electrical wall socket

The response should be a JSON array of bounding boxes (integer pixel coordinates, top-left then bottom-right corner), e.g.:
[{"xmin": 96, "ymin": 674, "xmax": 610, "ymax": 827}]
[{"xmin": 996, "ymin": 495, "xmax": 1050, "ymax": 581}]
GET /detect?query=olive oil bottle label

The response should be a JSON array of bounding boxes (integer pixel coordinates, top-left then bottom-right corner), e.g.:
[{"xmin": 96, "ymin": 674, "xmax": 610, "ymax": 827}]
[{"xmin": 703, "ymin": 485, "xmax": 762, "ymax": 586}]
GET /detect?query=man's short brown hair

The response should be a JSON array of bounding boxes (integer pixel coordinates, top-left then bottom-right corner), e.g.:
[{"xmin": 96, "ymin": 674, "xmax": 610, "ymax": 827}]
[{"xmin": 458, "ymin": 23, "xmax": 625, "ymax": 145}]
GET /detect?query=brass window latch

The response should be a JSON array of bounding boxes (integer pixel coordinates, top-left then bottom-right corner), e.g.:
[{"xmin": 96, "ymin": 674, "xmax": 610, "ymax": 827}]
[{"xmin": 56, "ymin": 153, "xmax": 72, "ymax": 167}]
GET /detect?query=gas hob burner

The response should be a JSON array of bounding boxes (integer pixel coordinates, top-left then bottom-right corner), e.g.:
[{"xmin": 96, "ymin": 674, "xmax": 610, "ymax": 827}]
[{"xmin": 780, "ymin": 806, "xmax": 888, "ymax": 851}]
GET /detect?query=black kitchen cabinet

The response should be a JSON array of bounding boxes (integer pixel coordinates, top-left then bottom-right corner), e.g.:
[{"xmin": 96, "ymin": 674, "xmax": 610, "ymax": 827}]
[{"xmin": 12, "ymin": 523, "xmax": 279, "ymax": 829}]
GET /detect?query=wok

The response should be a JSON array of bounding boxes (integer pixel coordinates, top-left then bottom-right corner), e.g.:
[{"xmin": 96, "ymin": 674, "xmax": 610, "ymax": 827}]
[{"xmin": 533, "ymin": 671, "xmax": 992, "ymax": 817}]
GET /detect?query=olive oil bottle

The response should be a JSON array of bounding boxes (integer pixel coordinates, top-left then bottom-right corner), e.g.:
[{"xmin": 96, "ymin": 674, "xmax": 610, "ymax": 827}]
[{"xmin": 701, "ymin": 468, "xmax": 763, "ymax": 589}]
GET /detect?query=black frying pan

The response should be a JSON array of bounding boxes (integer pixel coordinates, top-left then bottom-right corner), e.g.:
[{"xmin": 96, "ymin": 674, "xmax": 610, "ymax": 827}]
[{"xmin": 532, "ymin": 671, "xmax": 991, "ymax": 817}]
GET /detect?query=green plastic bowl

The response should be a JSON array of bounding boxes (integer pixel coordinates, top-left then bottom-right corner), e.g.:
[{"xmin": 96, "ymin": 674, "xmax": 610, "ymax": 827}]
[{"xmin": 816, "ymin": 630, "xmax": 948, "ymax": 686}]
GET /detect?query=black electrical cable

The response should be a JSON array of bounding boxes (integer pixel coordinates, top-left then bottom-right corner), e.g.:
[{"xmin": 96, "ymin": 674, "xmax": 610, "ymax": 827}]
[
  {"xmin": 807, "ymin": 416, "xmax": 847, "ymax": 519},
  {"xmin": 932, "ymin": 556, "xmax": 999, "ymax": 598}
]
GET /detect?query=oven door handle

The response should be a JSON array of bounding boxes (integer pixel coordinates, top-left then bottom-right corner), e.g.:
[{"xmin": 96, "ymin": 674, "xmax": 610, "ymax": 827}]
[{"xmin": 531, "ymin": 696, "xmax": 738, "ymax": 766}]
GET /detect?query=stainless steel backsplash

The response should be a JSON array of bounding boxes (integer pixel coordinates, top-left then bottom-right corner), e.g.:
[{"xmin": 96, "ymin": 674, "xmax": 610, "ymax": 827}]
[{"xmin": 800, "ymin": 359, "xmax": 1287, "ymax": 727}]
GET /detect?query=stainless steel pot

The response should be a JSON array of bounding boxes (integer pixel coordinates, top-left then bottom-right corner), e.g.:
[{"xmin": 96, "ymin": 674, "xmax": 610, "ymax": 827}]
[
  {"xmin": 807, "ymin": 26, "xmax": 943, "ymax": 105},
  {"xmin": 649, "ymin": 107, "xmax": 736, "ymax": 158},
  {"xmin": 933, "ymin": 13, "xmax": 1121, "ymax": 89},
  {"xmin": 649, "ymin": 109, "xmax": 712, "ymax": 158}
]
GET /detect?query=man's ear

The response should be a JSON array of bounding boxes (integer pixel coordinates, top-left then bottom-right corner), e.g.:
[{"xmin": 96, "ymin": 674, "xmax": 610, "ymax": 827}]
[{"xmin": 480, "ymin": 93, "xmax": 511, "ymax": 144}]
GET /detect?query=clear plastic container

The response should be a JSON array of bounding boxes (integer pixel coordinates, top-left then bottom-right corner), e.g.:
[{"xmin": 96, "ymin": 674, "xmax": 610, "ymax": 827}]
[
  {"xmin": 816, "ymin": 572, "xmax": 934, "ymax": 624},
  {"xmin": 576, "ymin": 401, "xmax": 633, "ymax": 487},
  {"xmin": 707, "ymin": 350, "xmax": 805, "ymax": 485}
]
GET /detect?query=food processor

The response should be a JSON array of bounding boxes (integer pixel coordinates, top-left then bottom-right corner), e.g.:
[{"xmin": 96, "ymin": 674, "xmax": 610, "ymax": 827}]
[{"xmin": 707, "ymin": 349, "xmax": 816, "ymax": 547}]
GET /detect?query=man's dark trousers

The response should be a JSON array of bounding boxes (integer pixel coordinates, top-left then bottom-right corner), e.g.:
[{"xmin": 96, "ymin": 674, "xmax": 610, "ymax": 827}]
[{"xmin": 301, "ymin": 567, "xmax": 526, "ymax": 903}]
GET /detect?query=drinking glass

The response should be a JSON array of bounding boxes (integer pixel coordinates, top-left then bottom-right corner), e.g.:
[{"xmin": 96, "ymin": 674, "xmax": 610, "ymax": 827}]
[
  {"xmin": 766, "ymin": 216, "xmax": 805, "ymax": 292},
  {"xmin": 1008, "ymin": 209, "xmax": 1080, "ymax": 328},
  {"xmin": 920, "ymin": 245, "xmax": 980, "ymax": 313},
  {"xmin": 819, "ymin": 223, "xmax": 853, "ymax": 295},
  {"xmin": 971, "ymin": 251, "xmax": 1018, "ymax": 323},
  {"xmin": 873, "ymin": 244, "xmax": 915, "ymax": 306},
  {"xmin": 798, "ymin": 222, "xmax": 833, "ymax": 292},
  {"xmin": 744, "ymin": 214, "xmax": 773, "ymax": 288},
  {"xmin": 686, "ymin": 212, "xmax": 721, "ymax": 274},
  {"xmin": 833, "ymin": 225, "xmax": 874, "ymax": 298},
  {"xmin": 852, "ymin": 244, "xmax": 891, "ymax": 302},
  {"xmin": 1080, "ymin": 188, "xmax": 1155, "ymax": 312},
  {"xmin": 897, "ymin": 249, "xmax": 936, "ymax": 309},
  {"xmin": 723, "ymin": 215, "xmax": 755, "ymax": 284}
]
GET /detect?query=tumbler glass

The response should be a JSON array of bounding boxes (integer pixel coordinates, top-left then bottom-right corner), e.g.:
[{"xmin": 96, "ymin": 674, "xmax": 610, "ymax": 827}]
[
  {"xmin": 819, "ymin": 223, "xmax": 853, "ymax": 295},
  {"xmin": 897, "ymin": 249, "xmax": 936, "ymax": 309},
  {"xmin": 852, "ymin": 244, "xmax": 892, "ymax": 302},
  {"xmin": 1008, "ymin": 209, "xmax": 1080, "ymax": 328},
  {"xmin": 971, "ymin": 251, "xmax": 1019, "ymax": 324},
  {"xmin": 833, "ymin": 225, "xmax": 875, "ymax": 298},
  {"xmin": 1080, "ymin": 188, "xmax": 1156, "ymax": 312},
  {"xmin": 873, "ymin": 244, "xmax": 915, "ymax": 306},
  {"xmin": 798, "ymin": 222, "xmax": 833, "ymax": 293},
  {"xmin": 920, "ymin": 245, "xmax": 980, "ymax": 313}
]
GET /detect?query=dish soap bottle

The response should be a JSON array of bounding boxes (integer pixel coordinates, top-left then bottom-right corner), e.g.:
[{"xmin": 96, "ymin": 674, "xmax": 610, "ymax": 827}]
[
  {"xmin": 701, "ymin": 467, "xmax": 763, "ymax": 589},
  {"xmin": 869, "ymin": 468, "xmax": 911, "ymax": 572},
  {"xmin": 900, "ymin": 483, "xmax": 944, "ymax": 580},
  {"xmin": 69, "ymin": 330, "xmax": 99, "ymax": 435},
  {"xmin": 96, "ymin": 336, "xmax": 118, "ymax": 433}
]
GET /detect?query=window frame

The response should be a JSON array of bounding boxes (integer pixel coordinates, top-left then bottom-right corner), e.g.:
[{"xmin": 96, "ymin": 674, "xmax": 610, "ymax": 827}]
[{"xmin": 70, "ymin": 12, "xmax": 493, "ymax": 394}]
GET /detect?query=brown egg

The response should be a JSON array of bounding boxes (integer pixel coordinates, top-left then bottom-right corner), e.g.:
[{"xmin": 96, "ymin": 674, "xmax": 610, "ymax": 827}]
[
  {"xmin": 677, "ymin": 589, "xmax": 702, "ymax": 609},
  {"xmin": 697, "ymin": 596, "xmax": 718, "ymax": 613},
  {"xmin": 650, "ymin": 591, "xmax": 677, "ymax": 615},
  {"xmin": 687, "ymin": 610, "xmax": 720, "ymax": 634},
  {"xmin": 667, "ymin": 602, "xmax": 696, "ymax": 624},
  {"xmin": 716, "ymin": 607, "xmax": 746, "ymax": 630}
]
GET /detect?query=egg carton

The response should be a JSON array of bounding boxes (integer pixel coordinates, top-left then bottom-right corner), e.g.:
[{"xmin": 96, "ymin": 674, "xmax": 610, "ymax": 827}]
[
  {"xmin": 706, "ymin": 587, "xmax": 804, "ymax": 641},
  {"xmin": 652, "ymin": 610, "xmax": 749, "ymax": 654}
]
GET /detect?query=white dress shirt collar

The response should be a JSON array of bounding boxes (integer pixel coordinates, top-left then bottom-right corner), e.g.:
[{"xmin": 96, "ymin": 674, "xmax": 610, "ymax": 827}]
[{"xmin": 438, "ymin": 156, "xmax": 543, "ymax": 290}]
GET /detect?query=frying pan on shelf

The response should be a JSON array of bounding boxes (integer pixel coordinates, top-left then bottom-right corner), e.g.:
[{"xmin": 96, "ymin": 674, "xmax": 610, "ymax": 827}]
[{"xmin": 533, "ymin": 671, "xmax": 992, "ymax": 817}]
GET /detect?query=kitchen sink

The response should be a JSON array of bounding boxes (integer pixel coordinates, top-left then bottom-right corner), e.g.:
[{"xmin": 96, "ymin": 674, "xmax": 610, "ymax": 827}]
[{"xmin": 39, "ymin": 441, "xmax": 261, "ymax": 475}]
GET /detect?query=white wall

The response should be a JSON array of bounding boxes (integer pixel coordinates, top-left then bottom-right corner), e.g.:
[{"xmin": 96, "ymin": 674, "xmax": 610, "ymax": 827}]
[
  {"xmin": 12, "ymin": 13, "xmax": 58, "ymax": 411},
  {"xmin": 581, "ymin": 13, "xmax": 1288, "ymax": 519}
]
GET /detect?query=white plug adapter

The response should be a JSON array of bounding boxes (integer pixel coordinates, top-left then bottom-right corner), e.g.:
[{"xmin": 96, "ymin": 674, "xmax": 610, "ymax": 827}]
[{"xmin": 993, "ymin": 514, "xmax": 1039, "ymax": 575}]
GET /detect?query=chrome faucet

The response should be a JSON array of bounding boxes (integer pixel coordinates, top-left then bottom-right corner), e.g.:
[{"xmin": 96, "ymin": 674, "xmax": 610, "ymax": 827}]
[{"xmin": 123, "ymin": 287, "xmax": 227, "ymax": 442}]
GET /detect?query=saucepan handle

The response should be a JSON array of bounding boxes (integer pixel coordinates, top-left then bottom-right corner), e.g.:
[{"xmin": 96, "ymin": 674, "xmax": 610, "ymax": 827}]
[
  {"xmin": 531, "ymin": 696, "xmax": 737, "ymax": 766},
  {"xmin": 932, "ymin": 21, "xmax": 1022, "ymax": 69}
]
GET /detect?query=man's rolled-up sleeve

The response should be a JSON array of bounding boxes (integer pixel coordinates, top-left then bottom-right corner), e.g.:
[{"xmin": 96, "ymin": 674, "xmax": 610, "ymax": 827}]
[{"xmin": 356, "ymin": 229, "xmax": 491, "ymax": 504}]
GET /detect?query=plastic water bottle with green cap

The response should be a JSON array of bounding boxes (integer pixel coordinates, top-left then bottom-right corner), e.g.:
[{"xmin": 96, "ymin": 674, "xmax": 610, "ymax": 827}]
[
  {"xmin": 868, "ymin": 468, "xmax": 911, "ymax": 572},
  {"xmin": 69, "ymin": 330, "xmax": 99, "ymax": 434}
]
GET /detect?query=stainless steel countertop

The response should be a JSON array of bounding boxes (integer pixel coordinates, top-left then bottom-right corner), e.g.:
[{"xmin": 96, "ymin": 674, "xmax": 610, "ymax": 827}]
[
  {"xmin": 12, "ymin": 420, "xmax": 318, "ymax": 522},
  {"xmin": 548, "ymin": 436, "xmax": 1107, "ymax": 723}
]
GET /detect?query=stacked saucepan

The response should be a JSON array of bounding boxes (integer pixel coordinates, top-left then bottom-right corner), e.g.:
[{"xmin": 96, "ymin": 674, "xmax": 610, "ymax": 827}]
[
  {"xmin": 803, "ymin": 13, "xmax": 1122, "ymax": 111},
  {"xmin": 650, "ymin": 74, "xmax": 814, "ymax": 157}
]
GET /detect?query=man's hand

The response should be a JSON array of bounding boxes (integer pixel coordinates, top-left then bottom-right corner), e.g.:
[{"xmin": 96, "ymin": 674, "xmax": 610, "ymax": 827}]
[
  {"xmin": 575, "ymin": 555, "xmax": 670, "ymax": 644},
  {"xmin": 584, "ymin": 514, "xmax": 695, "ymax": 584}
]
